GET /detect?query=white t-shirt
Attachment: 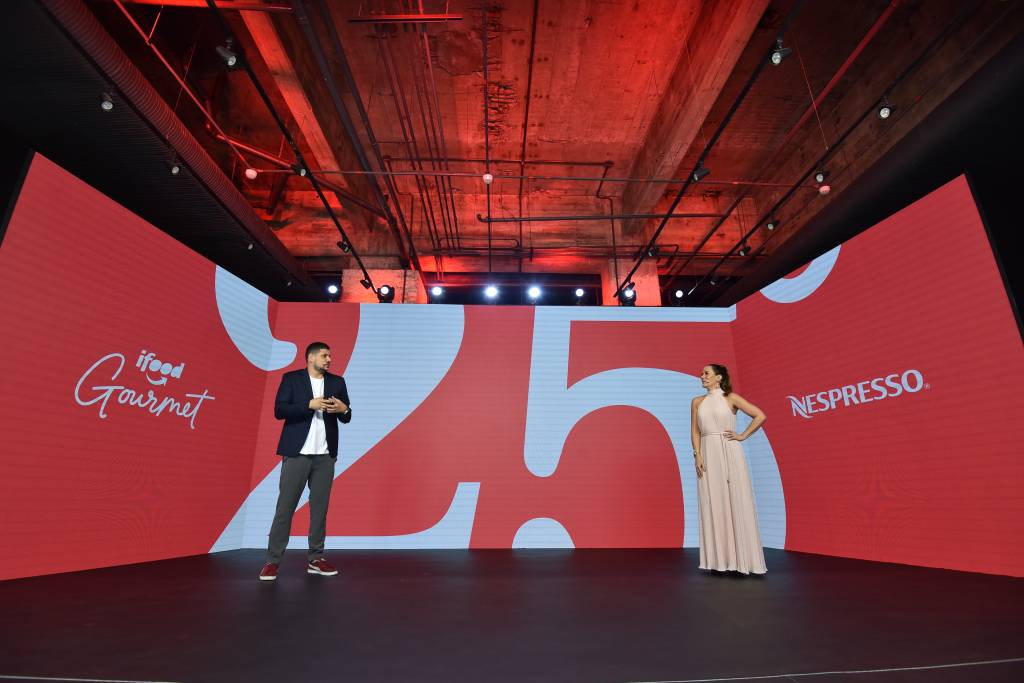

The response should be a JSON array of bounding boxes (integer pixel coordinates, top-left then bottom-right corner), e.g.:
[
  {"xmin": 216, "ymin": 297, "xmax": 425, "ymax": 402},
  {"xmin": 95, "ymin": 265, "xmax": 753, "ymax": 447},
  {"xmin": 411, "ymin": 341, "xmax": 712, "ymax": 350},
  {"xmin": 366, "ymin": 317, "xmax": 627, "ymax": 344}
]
[{"xmin": 299, "ymin": 374, "xmax": 329, "ymax": 455}]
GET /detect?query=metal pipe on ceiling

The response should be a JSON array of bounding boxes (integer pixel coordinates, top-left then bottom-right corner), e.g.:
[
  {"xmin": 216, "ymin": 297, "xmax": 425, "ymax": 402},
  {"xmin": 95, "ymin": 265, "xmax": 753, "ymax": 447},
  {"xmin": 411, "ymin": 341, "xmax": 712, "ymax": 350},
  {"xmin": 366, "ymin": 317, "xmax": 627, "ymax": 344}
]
[
  {"xmin": 105, "ymin": 0, "xmax": 293, "ymax": 12},
  {"xmin": 476, "ymin": 212, "xmax": 724, "ymax": 223},
  {"xmin": 110, "ymin": 0, "xmax": 250, "ymax": 168},
  {"xmin": 613, "ymin": 0, "xmax": 809, "ymax": 298},
  {"xmin": 204, "ymin": 0, "xmax": 378, "ymax": 291},
  {"xmin": 689, "ymin": 0, "xmax": 987, "ymax": 306},
  {"xmin": 405, "ymin": 8, "xmax": 459, "ymax": 253},
  {"xmin": 663, "ymin": 0, "xmax": 902, "ymax": 293},
  {"xmin": 376, "ymin": 24, "xmax": 448, "ymax": 252},
  {"xmin": 39, "ymin": 0, "xmax": 313, "ymax": 293},
  {"xmin": 213, "ymin": 133, "xmax": 386, "ymax": 217},
  {"xmin": 317, "ymin": 167, "xmax": 814, "ymax": 187},
  {"xmin": 291, "ymin": 0, "xmax": 413, "ymax": 273},
  {"xmin": 517, "ymin": 0, "xmax": 541, "ymax": 273},
  {"xmin": 315, "ymin": 0, "xmax": 422, "ymax": 275},
  {"xmin": 385, "ymin": 156, "xmax": 614, "ymax": 167},
  {"xmin": 481, "ymin": 2, "xmax": 493, "ymax": 273},
  {"xmin": 348, "ymin": 14, "xmax": 462, "ymax": 24},
  {"xmin": 414, "ymin": 0, "xmax": 463, "ymax": 248}
]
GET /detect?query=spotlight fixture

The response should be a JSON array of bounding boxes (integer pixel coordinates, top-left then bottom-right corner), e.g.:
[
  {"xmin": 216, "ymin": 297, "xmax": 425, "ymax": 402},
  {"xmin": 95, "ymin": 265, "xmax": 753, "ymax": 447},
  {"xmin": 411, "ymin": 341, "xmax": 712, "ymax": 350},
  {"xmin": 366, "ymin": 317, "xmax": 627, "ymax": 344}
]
[
  {"xmin": 100, "ymin": 92, "xmax": 114, "ymax": 111},
  {"xmin": 216, "ymin": 40, "xmax": 239, "ymax": 68},
  {"xmin": 709, "ymin": 277, "xmax": 717, "ymax": 286},
  {"xmin": 617, "ymin": 283, "xmax": 637, "ymax": 307},
  {"xmin": 377, "ymin": 284, "xmax": 395, "ymax": 303},
  {"xmin": 430, "ymin": 285, "xmax": 444, "ymax": 297},
  {"xmin": 574, "ymin": 288, "xmax": 585, "ymax": 298},
  {"xmin": 646, "ymin": 245, "xmax": 659, "ymax": 258},
  {"xmin": 877, "ymin": 95, "xmax": 894, "ymax": 120},
  {"xmin": 336, "ymin": 241, "xmax": 351, "ymax": 254},
  {"xmin": 527, "ymin": 285, "xmax": 542, "ymax": 301},
  {"xmin": 691, "ymin": 162, "xmax": 710, "ymax": 182},
  {"xmin": 247, "ymin": 242, "xmax": 254, "ymax": 250},
  {"xmin": 167, "ymin": 155, "xmax": 181, "ymax": 176},
  {"xmin": 671, "ymin": 288, "xmax": 685, "ymax": 307},
  {"xmin": 766, "ymin": 217, "xmax": 778, "ymax": 232},
  {"xmin": 292, "ymin": 165, "xmax": 308, "ymax": 177},
  {"xmin": 484, "ymin": 285, "xmax": 499, "ymax": 300},
  {"xmin": 327, "ymin": 284, "xmax": 339, "ymax": 295},
  {"xmin": 814, "ymin": 170, "xmax": 827, "ymax": 184},
  {"xmin": 244, "ymin": 167, "xmax": 259, "ymax": 180},
  {"xmin": 359, "ymin": 278, "xmax": 372, "ymax": 289},
  {"xmin": 770, "ymin": 39, "xmax": 792, "ymax": 66},
  {"xmin": 674, "ymin": 289, "xmax": 684, "ymax": 299},
  {"xmin": 738, "ymin": 244, "xmax": 750, "ymax": 257},
  {"xmin": 482, "ymin": 172, "xmax": 494, "ymax": 185}
]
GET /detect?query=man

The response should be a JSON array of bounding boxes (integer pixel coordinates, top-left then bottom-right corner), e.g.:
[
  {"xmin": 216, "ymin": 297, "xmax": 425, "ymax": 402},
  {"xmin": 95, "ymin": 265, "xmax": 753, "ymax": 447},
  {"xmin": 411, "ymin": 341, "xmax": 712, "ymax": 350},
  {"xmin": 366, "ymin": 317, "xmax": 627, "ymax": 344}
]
[{"xmin": 259, "ymin": 342, "xmax": 351, "ymax": 581}]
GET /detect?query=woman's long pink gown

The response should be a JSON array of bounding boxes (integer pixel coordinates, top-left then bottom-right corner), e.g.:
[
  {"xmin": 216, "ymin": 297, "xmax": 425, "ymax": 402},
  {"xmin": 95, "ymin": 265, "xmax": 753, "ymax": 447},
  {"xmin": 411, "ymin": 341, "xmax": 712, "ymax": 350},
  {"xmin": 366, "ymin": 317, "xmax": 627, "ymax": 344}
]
[{"xmin": 696, "ymin": 388, "xmax": 767, "ymax": 575}]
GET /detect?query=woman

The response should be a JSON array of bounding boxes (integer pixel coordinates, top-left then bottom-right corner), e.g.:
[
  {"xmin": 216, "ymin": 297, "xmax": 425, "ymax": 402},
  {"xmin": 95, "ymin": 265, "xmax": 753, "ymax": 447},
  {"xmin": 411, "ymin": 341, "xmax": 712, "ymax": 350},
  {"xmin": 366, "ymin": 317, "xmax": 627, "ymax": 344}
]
[{"xmin": 691, "ymin": 364, "xmax": 767, "ymax": 575}]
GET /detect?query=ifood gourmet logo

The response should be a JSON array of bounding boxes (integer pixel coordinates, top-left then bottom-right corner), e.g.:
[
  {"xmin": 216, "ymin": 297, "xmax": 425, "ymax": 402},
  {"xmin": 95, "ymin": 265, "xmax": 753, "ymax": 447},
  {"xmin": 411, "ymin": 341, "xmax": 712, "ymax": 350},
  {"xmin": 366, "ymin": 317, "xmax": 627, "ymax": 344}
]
[
  {"xmin": 136, "ymin": 349, "xmax": 185, "ymax": 386},
  {"xmin": 787, "ymin": 369, "xmax": 926, "ymax": 419},
  {"xmin": 74, "ymin": 348, "xmax": 215, "ymax": 430}
]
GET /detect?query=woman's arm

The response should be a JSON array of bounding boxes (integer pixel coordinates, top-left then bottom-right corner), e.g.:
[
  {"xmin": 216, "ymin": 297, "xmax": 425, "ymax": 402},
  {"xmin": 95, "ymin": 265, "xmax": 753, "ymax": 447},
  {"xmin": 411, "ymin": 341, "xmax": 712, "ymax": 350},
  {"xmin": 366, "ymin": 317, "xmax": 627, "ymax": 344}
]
[
  {"xmin": 691, "ymin": 396, "xmax": 705, "ymax": 478},
  {"xmin": 724, "ymin": 393, "xmax": 766, "ymax": 441}
]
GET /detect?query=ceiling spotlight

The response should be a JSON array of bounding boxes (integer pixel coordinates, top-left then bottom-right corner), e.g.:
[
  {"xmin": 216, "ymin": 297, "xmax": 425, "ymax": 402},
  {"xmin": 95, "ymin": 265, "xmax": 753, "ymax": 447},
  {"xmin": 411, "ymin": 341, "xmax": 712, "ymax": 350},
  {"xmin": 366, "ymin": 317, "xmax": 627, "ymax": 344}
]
[
  {"xmin": 574, "ymin": 288, "xmax": 585, "ymax": 298},
  {"xmin": 247, "ymin": 242, "xmax": 254, "ymax": 250},
  {"xmin": 814, "ymin": 170, "xmax": 827, "ymax": 184},
  {"xmin": 766, "ymin": 218, "xmax": 778, "ymax": 232},
  {"xmin": 674, "ymin": 289, "xmax": 684, "ymax": 299},
  {"xmin": 292, "ymin": 164, "xmax": 308, "ymax": 177},
  {"xmin": 430, "ymin": 285, "xmax": 444, "ymax": 297},
  {"xmin": 617, "ymin": 283, "xmax": 637, "ymax": 307},
  {"xmin": 327, "ymin": 284, "xmax": 339, "ymax": 295},
  {"xmin": 166, "ymin": 155, "xmax": 181, "ymax": 176},
  {"xmin": 770, "ymin": 39, "xmax": 792, "ymax": 66},
  {"xmin": 216, "ymin": 40, "xmax": 239, "ymax": 68},
  {"xmin": 484, "ymin": 285, "xmax": 499, "ymax": 300},
  {"xmin": 244, "ymin": 167, "xmax": 259, "ymax": 180},
  {"xmin": 527, "ymin": 285, "xmax": 541, "ymax": 300},
  {"xmin": 359, "ymin": 278, "xmax": 372, "ymax": 289},
  {"xmin": 709, "ymin": 278, "xmax": 717, "ymax": 286},
  {"xmin": 738, "ymin": 244, "xmax": 750, "ymax": 257},
  {"xmin": 646, "ymin": 245, "xmax": 659, "ymax": 258},
  {"xmin": 819, "ymin": 183, "xmax": 831, "ymax": 195},
  {"xmin": 482, "ymin": 172, "xmax": 494, "ymax": 185},
  {"xmin": 691, "ymin": 162, "xmax": 710, "ymax": 182},
  {"xmin": 100, "ymin": 92, "xmax": 114, "ymax": 111},
  {"xmin": 878, "ymin": 96, "xmax": 894, "ymax": 120},
  {"xmin": 377, "ymin": 284, "xmax": 395, "ymax": 303},
  {"xmin": 336, "ymin": 241, "xmax": 351, "ymax": 254}
]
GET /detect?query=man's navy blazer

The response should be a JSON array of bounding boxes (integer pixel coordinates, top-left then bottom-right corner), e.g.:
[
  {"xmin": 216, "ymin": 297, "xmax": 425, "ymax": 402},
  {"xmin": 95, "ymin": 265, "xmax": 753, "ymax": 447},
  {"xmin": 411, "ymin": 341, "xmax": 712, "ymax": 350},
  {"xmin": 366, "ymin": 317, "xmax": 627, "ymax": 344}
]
[{"xmin": 273, "ymin": 369, "xmax": 352, "ymax": 458}]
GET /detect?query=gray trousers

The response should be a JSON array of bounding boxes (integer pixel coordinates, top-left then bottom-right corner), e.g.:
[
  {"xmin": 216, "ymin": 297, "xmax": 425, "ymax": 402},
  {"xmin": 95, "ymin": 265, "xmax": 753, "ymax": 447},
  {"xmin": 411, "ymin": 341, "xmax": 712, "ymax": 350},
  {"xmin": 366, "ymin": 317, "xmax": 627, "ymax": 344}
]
[{"xmin": 266, "ymin": 454, "xmax": 336, "ymax": 564}]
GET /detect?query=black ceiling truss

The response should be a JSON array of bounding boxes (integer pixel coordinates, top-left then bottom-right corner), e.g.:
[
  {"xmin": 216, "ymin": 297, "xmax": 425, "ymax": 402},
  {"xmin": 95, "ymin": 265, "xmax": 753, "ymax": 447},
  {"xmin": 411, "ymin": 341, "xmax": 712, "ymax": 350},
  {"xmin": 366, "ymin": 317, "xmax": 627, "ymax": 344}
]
[{"xmin": 613, "ymin": 0, "xmax": 809, "ymax": 299}]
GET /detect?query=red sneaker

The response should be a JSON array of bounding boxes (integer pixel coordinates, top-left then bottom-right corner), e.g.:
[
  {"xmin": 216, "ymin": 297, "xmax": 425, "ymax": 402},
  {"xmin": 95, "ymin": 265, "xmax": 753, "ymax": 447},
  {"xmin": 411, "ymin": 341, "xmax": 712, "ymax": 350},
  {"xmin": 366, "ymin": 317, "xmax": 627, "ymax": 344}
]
[
  {"xmin": 258, "ymin": 563, "xmax": 279, "ymax": 582},
  {"xmin": 307, "ymin": 558, "xmax": 339, "ymax": 576}
]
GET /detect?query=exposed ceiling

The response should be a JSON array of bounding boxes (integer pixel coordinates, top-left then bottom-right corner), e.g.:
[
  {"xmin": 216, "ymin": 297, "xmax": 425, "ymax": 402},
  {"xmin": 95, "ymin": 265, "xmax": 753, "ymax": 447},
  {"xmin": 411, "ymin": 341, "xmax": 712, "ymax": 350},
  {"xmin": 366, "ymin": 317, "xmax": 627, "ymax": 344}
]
[{"xmin": 3, "ymin": 0, "xmax": 1023, "ymax": 303}]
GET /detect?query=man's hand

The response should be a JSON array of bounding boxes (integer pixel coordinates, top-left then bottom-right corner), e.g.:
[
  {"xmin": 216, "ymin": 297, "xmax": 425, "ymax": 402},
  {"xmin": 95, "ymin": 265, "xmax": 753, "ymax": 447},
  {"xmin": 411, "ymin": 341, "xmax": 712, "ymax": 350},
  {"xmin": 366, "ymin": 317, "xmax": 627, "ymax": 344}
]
[
  {"xmin": 323, "ymin": 397, "xmax": 349, "ymax": 414},
  {"xmin": 308, "ymin": 398, "xmax": 331, "ymax": 411}
]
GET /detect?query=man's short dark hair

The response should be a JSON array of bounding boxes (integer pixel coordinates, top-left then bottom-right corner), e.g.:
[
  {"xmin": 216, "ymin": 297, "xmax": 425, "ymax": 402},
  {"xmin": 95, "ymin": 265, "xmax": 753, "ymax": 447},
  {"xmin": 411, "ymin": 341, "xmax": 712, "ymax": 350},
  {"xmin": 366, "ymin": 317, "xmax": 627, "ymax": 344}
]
[{"xmin": 305, "ymin": 341, "xmax": 330, "ymax": 360}]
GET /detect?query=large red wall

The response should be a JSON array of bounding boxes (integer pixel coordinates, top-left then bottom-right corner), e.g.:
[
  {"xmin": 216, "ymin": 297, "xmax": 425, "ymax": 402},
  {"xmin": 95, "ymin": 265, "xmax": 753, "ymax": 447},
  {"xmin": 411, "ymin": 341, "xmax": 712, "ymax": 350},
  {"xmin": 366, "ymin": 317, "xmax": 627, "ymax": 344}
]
[{"xmin": 0, "ymin": 156, "xmax": 1020, "ymax": 580}]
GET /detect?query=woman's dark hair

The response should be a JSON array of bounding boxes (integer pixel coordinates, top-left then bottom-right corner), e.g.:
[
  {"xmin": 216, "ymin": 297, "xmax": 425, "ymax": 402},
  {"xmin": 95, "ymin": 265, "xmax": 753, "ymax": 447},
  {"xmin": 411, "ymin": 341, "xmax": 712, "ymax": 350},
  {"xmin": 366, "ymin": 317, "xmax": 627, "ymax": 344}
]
[{"xmin": 709, "ymin": 363, "xmax": 732, "ymax": 395}]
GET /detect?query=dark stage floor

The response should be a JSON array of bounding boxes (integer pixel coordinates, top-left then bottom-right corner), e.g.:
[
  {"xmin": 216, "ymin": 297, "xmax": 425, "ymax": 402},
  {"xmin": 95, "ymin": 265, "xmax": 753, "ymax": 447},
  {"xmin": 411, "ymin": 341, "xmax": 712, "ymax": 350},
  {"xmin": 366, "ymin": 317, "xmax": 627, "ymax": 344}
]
[{"xmin": 0, "ymin": 549, "xmax": 1021, "ymax": 683}]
